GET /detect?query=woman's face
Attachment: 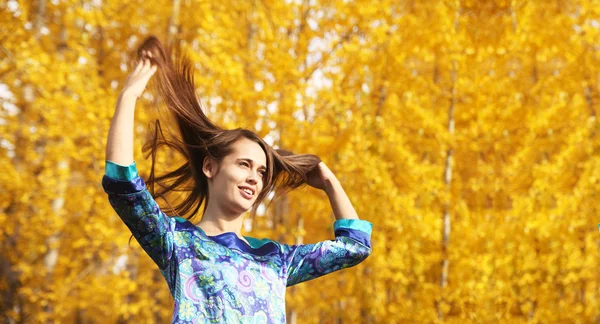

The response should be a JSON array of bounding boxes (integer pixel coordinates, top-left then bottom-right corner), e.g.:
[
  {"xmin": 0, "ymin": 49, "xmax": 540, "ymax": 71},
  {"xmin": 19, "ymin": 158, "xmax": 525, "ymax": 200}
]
[{"xmin": 205, "ymin": 137, "xmax": 267, "ymax": 215}]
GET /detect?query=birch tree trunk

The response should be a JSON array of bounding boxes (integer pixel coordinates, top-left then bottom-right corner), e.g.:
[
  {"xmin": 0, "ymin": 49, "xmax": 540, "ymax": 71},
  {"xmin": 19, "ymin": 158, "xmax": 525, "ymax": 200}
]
[{"xmin": 437, "ymin": 58, "xmax": 457, "ymax": 321}]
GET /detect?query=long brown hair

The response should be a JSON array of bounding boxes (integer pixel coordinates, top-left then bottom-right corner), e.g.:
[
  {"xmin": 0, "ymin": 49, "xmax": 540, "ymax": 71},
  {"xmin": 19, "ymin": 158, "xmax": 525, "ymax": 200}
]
[{"xmin": 136, "ymin": 36, "xmax": 320, "ymax": 221}]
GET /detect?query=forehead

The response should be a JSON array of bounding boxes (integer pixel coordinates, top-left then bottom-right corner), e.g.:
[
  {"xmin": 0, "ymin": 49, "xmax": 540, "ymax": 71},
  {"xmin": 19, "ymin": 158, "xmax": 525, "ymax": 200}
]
[{"xmin": 229, "ymin": 138, "xmax": 267, "ymax": 166}]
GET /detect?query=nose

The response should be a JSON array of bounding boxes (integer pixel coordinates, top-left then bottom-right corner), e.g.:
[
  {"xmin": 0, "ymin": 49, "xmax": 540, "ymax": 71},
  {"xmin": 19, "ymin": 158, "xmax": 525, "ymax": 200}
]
[{"xmin": 246, "ymin": 172, "xmax": 258, "ymax": 185}]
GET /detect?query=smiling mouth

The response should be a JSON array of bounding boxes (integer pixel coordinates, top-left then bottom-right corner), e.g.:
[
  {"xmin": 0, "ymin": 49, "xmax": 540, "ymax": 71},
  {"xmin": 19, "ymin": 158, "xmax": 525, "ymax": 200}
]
[{"xmin": 239, "ymin": 187, "xmax": 254, "ymax": 200}]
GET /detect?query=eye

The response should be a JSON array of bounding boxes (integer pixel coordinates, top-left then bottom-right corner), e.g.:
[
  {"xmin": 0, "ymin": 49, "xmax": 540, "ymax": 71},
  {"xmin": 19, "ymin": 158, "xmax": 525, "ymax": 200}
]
[
  {"xmin": 258, "ymin": 169, "xmax": 266, "ymax": 177},
  {"xmin": 240, "ymin": 161, "xmax": 250, "ymax": 168}
]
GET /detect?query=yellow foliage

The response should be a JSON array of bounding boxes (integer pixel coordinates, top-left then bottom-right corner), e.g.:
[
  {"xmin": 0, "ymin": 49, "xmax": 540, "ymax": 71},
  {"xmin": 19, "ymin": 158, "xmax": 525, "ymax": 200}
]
[{"xmin": 2, "ymin": 0, "xmax": 600, "ymax": 323}]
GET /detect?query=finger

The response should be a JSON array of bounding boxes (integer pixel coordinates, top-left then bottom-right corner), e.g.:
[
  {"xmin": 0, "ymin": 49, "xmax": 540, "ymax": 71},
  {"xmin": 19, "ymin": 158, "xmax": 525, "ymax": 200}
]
[
  {"xmin": 146, "ymin": 57, "xmax": 157, "ymax": 69},
  {"xmin": 141, "ymin": 58, "xmax": 150, "ymax": 70},
  {"xmin": 132, "ymin": 59, "xmax": 143, "ymax": 73},
  {"xmin": 141, "ymin": 69, "xmax": 157, "ymax": 83},
  {"xmin": 145, "ymin": 59, "xmax": 154, "ymax": 72}
]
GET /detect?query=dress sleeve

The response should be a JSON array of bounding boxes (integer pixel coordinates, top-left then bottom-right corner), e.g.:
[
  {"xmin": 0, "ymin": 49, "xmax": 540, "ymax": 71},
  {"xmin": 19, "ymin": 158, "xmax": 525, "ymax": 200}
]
[
  {"xmin": 102, "ymin": 160, "xmax": 175, "ymax": 270},
  {"xmin": 279, "ymin": 219, "xmax": 373, "ymax": 287}
]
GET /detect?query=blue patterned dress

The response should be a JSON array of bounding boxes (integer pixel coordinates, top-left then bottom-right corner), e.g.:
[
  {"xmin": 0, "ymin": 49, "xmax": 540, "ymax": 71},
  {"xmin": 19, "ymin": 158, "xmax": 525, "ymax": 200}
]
[{"xmin": 102, "ymin": 160, "xmax": 373, "ymax": 324}]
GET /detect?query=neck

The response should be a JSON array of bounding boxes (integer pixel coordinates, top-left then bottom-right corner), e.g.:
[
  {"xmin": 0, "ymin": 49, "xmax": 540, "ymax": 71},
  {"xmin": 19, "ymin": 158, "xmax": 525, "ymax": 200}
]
[{"xmin": 197, "ymin": 201, "xmax": 245, "ymax": 236}]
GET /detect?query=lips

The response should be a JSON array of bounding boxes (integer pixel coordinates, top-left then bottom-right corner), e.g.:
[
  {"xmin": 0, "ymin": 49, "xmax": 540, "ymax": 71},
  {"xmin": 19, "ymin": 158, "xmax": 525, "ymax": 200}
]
[{"xmin": 238, "ymin": 186, "xmax": 255, "ymax": 200}]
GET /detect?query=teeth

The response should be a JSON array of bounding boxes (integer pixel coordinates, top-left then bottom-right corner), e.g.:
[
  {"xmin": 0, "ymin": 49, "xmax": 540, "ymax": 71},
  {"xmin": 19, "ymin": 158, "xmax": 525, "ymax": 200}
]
[{"xmin": 242, "ymin": 188, "xmax": 253, "ymax": 195}]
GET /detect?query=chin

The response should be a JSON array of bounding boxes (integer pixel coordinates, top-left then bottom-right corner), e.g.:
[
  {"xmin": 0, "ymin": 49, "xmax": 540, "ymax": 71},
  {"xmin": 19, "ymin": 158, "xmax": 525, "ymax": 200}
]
[
  {"xmin": 230, "ymin": 192, "xmax": 256, "ymax": 213},
  {"xmin": 242, "ymin": 202, "xmax": 255, "ymax": 212},
  {"xmin": 233, "ymin": 200, "xmax": 254, "ymax": 214}
]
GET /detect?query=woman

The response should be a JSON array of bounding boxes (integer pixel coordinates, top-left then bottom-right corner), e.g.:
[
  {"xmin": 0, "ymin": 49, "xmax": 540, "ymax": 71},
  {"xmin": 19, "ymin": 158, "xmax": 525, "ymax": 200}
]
[{"xmin": 102, "ymin": 36, "xmax": 373, "ymax": 323}]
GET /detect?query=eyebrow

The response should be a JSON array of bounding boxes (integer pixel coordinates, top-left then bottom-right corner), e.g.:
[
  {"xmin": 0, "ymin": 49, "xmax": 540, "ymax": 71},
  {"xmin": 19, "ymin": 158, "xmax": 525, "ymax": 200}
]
[{"xmin": 237, "ymin": 158, "xmax": 267, "ymax": 170}]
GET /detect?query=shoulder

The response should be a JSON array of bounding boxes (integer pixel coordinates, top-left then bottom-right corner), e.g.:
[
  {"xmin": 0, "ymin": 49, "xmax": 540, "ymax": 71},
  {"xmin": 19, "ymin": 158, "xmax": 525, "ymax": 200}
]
[{"xmin": 173, "ymin": 216, "xmax": 187, "ymax": 223}]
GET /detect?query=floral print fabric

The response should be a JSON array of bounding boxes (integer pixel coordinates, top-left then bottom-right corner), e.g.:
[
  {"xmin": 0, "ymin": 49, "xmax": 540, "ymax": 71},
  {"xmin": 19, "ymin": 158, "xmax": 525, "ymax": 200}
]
[{"xmin": 102, "ymin": 161, "xmax": 373, "ymax": 323}]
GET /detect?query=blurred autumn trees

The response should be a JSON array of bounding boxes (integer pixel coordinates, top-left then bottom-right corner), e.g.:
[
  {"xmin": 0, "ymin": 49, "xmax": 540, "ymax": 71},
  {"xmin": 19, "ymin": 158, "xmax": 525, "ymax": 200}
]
[{"xmin": 2, "ymin": 0, "xmax": 600, "ymax": 323}]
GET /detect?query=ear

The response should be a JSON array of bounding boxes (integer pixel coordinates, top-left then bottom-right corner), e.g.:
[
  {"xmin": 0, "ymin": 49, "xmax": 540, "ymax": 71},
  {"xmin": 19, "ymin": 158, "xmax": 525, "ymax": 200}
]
[{"xmin": 202, "ymin": 157, "xmax": 217, "ymax": 179}]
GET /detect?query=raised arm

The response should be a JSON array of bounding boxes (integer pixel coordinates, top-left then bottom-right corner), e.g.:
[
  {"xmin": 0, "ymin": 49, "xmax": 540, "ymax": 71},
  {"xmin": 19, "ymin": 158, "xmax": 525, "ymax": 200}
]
[
  {"xmin": 105, "ymin": 51, "xmax": 157, "ymax": 165},
  {"xmin": 279, "ymin": 162, "xmax": 373, "ymax": 286},
  {"xmin": 105, "ymin": 93, "xmax": 137, "ymax": 165},
  {"xmin": 280, "ymin": 219, "xmax": 372, "ymax": 286},
  {"xmin": 102, "ymin": 52, "xmax": 177, "ymax": 271}
]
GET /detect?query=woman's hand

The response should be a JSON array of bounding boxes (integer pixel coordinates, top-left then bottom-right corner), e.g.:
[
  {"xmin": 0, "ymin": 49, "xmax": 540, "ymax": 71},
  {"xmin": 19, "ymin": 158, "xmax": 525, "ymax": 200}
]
[
  {"xmin": 120, "ymin": 50, "xmax": 157, "ymax": 99},
  {"xmin": 307, "ymin": 162, "xmax": 338, "ymax": 191},
  {"xmin": 308, "ymin": 162, "xmax": 359, "ymax": 220}
]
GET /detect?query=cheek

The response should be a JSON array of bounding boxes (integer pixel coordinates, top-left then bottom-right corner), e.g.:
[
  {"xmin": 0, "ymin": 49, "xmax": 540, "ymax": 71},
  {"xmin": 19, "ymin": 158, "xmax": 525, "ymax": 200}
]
[
  {"xmin": 224, "ymin": 167, "xmax": 242, "ymax": 181},
  {"xmin": 215, "ymin": 172, "xmax": 238, "ymax": 191},
  {"xmin": 214, "ymin": 178, "xmax": 229, "ymax": 196},
  {"xmin": 258, "ymin": 178, "xmax": 265, "ymax": 193}
]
